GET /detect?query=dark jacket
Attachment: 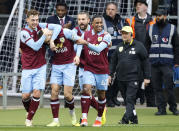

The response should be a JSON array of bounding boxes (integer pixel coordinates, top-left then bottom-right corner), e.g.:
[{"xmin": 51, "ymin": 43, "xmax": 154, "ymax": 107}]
[
  {"xmin": 103, "ymin": 14, "xmax": 125, "ymax": 60},
  {"xmin": 110, "ymin": 39, "xmax": 150, "ymax": 81},
  {"xmin": 103, "ymin": 14, "xmax": 123, "ymax": 26},
  {"xmin": 46, "ymin": 15, "xmax": 75, "ymax": 29},
  {"xmin": 126, "ymin": 13, "xmax": 154, "ymax": 44}
]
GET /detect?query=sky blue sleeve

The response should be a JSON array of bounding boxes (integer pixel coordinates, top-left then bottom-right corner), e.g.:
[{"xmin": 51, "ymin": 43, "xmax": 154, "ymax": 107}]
[
  {"xmin": 81, "ymin": 34, "xmax": 84, "ymax": 39},
  {"xmin": 74, "ymin": 44, "xmax": 77, "ymax": 52},
  {"xmin": 75, "ymin": 34, "xmax": 84, "ymax": 57},
  {"xmin": 103, "ymin": 33, "xmax": 112, "ymax": 45},
  {"xmin": 63, "ymin": 28, "xmax": 80, "ymax": 41},
  {"xmin": 39, "ymin": 23, "xmax": 62, "ymax": 40},
  {"xmin": 38, "ymin": 23, "xmax": 47, "ymax": 28},
  {"xmin": 72, "ymin": 28, "xmax": 78, "ymax": 52},
  {"xmin": 88, "ymin": 42, "xmax": 107, "ymax": 53},
  {"xmin": 20, "ymin": 30, "xmax": 46, "ymax": 51},
  {"xmin": 87, "ymin": 33, "xmax": 111, "ymax": 53},
  {"xmin": 76, "ymin": 45, "xmax": 83, "ymax": 57},
  {"xmin": 72, "ymin": 28, "xmax": 78, "ymax": 33}
]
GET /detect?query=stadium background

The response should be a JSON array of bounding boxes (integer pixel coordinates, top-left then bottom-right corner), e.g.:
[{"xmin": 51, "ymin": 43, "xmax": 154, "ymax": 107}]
[{"xmin": 0, "ymin": 0, "xmax": 179, "ymax": 109}]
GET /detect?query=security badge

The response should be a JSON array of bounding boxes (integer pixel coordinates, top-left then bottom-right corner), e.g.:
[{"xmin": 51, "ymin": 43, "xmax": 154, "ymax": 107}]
[
  {"xmin": 98, "ymin": 37, "xmax": 102, "ymax": 42},
  {"xmin": 57, "ymin": 37, "xmax": 65, "ymax": 48}
]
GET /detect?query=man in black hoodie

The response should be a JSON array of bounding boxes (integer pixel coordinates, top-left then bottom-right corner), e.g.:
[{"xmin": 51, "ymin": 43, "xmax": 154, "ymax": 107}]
[
  {"xmin": 126, "ymin": 0, "xmax": 156, "ymax": 107},
  {"xmin": 103, "ymin": 2, "xmax": 125, "ymax": 107}
]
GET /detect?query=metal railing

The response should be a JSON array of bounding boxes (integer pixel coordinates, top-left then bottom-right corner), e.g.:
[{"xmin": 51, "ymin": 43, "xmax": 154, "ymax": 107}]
[
  {"xmin": 0, "ymin": 73, "xmax": 21, "ymax": 109},
  {"xmin": 0, "ymin": 72, "xmax": 47, "ymax": 109}
]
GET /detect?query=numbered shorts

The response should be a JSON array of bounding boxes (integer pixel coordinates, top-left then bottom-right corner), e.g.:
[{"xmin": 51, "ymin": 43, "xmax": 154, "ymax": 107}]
[
  {"xmin": 83, "ymin": 71, "xmax": 108, "ymax": 90},
  {"xmin": 21, "ymin": 64, "xmax": 47, "ymax": 93},
  {"xmin": 50, "ymin": 63, "xmax": 77, "ymax": 86}
]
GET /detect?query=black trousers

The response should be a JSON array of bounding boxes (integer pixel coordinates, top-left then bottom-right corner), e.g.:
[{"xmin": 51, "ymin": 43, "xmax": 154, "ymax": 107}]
[
  {"xmin": 151, "ymin": 65, "xmax": 177, "ymax": 110},
  {"xmin": 136, "ymin": 81, "xmax": 155, "ymax": 105},
  {"xmin": 106, "ymin": 78, "xmax": 120, "ymax": 102},
  {"xmin": 118, "ymin": 80, "xmax": 139, "ymax": 120},
  {"xmin": 145, "ymin": 83, "xmax": 155, "ymax": 105}
]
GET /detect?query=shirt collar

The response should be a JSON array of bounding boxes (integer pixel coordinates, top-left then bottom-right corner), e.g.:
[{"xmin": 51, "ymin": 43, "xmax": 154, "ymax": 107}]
[
  {"xmin": 92, "ymin": 29, "xmax": 104, "ymax": 36},
  {"xmin": 138, "ymin": 14, "xmax": 147, "ymax": 20},
  {"xmin": 57, "ymin": 16, "xmax": 66, "ymax": 22},
  {"xmin": 25, "ymin": 25, "xmax": 36, "ymax": 32}
]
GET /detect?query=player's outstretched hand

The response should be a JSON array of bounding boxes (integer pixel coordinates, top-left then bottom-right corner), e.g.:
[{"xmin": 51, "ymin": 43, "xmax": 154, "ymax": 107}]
[
  {"xmin": 108, "ymin": 76, "xmax": 112, "ymax": 86},
  {"xmin": 73, "ymin": 56, "xmax": 80, "ymax": 65},
  {"xmin": 42, "ymin": 28, "xmax": 51, "ymax": 36},
  {"xmin": 144, "ymin": 79, "xmax": 150, "ymax": 87}
]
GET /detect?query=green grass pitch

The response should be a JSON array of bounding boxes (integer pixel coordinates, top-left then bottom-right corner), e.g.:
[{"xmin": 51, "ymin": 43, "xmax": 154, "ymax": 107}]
[{"xmin": 0, "ymin": 107, "xmax": 179, "ymax": 131}]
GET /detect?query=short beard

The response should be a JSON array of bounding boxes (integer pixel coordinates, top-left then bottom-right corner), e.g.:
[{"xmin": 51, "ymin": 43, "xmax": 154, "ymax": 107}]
[
  {"xmin": 156, "ymin": 19, "xmax": 166, "ymax": 27},
  {"xmin": 80, "ymin": 24, "xmax": 88, "ymax": 31}
]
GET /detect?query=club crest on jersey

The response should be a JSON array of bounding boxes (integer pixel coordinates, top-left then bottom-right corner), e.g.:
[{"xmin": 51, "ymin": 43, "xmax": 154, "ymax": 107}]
[
  {"xmin": 98, "ymin": 37, "xmax": 102, "ymax": 42},
  {"xmin": 56, "ymin": 37, "xmax": 65, "ymax": 48},
  {"xmin": 60, "ymin": 37, "xmax": 65, "ymax": 43},
  {"xmin": 119, "ymin": 46, "xmax": 123, "ymax": 52},
  {"xmin": 162, "ymin": 37, "xmax": 168, "ymax": 43}
]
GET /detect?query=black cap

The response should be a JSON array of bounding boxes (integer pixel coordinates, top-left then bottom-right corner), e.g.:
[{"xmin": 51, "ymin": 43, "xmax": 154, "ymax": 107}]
[
  {"xmin": 135, "ymin": 0, "xmax": 148, "ymax": 6},
  {"xmin": 155, "ymin": 9, "xmax": 167, "ymax": 16}
]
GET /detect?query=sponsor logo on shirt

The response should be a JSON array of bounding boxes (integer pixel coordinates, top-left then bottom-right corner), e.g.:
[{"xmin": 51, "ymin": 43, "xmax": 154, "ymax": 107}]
[
  {"xmin": 55, "ymin": 46, "xmax": 68, "ymax": 53},
  {"xmin": 88, "ymin": 50, "xmax": 100, "ymax": 55}
]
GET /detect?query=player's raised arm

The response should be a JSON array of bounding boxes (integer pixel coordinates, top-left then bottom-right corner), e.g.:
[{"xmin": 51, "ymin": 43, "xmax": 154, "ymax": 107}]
[
  {"xmin": 76, "ymin": 15, "xmax": 112, "ymax": 53},
  {"xmin": 86, "ymin": 33, "xmax": 111, "ymax": 53},
  {"xmin": 63, "ymin": 28, "xmax": 80, "ymax": 41},
  {"xmin": 20, "ymin": 28, "xmax": 52, "ymax": 51},
  {"xmin": 76, "ymin": 32, "xmax": 112, "ymax": 53},
  {"xmin": 39, "ymin": 23, "xmax": 62, "ymax": 41}
]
